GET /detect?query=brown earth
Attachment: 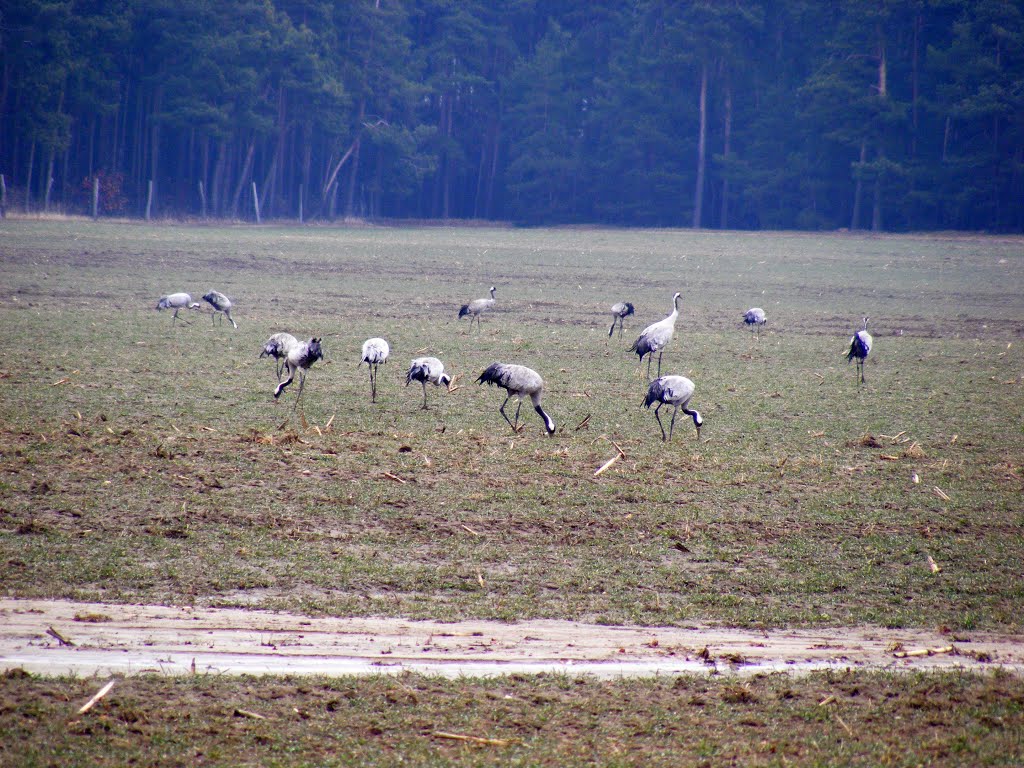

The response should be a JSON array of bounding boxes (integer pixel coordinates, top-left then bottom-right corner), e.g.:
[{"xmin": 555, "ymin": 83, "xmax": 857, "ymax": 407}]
[{"xmin": 2, "ymin": 599, "xmax": 1022, "ymax": 679}]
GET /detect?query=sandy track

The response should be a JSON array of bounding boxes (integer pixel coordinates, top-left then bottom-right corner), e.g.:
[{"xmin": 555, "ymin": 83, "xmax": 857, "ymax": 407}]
[{"xmin": 2, "ymin": 599, "xmax": 1022, "ymax": 679}]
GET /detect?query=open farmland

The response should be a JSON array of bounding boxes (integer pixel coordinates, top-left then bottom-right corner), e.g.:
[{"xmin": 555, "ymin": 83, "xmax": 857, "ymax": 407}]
[
  {"xmin": 1, "ymin": 220, "xmax": 1023, "ymax": 630},
  {"xmin": 2, "ymin": 220, "xmax": 1024, "ymax": 765}
]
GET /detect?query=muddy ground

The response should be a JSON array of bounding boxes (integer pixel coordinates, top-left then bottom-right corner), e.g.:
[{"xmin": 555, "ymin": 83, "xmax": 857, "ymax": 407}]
[{"xmin": 3, "ymin": 599, "xmax": 1022, "ymax": 679}]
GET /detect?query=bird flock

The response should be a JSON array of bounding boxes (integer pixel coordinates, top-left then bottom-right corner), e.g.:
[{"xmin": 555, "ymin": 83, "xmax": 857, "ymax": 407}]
[{"xmin": 156, "ymin": 284, "xmax": 873, "ymax": 440}]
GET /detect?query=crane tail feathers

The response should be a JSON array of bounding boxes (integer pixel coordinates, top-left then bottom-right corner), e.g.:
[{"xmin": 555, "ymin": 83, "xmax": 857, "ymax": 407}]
[{"xmin": 476, "ymin": 362, "xmax": 504, "ymax": 386}]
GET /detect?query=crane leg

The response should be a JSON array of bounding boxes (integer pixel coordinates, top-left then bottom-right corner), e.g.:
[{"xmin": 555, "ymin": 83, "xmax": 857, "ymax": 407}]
[
  {"xmin": 289, "ymin": 371, "xmax": 307, "ymax": 416},
  {"xmin": 421, "ymin": 383, "xmax": 428, "ymax": 410},
  {"xmin": 645, "ymin": 354, "xmax": 653, "ymax": 380},
  {"xmin": 656, "ymin": 350, "xmax": 664, "ymax": 377},
  {"xmin": 369, "ymin": 364, "xmax": 377, "ymax": 402},
  {"xmin": 498, "ymin": 396, "xmax": 517, "ymax": 431},
  {"xmin": 513, "ymin": 399, "xmax": 523, "ymax": 429},
  {"xmin": 668, "ymin": 406, "xmax": 679, "ymax": 440},
  {"xmin": 654, "ymin": 403, "xmax": 667, "ymax": 441}
]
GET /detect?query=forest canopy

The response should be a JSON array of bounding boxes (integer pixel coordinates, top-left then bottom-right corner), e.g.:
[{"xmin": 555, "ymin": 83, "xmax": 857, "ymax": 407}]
[{"xmin": 2, "ymin": 0, "xmax": 1022, "ymax": 231}]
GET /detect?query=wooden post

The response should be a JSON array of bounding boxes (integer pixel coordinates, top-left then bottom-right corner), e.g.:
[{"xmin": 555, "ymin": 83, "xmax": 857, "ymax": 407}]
[
  {"xmin": 92, "ymin": 176, "xmax": 100, "ymax": 219},
  {"xmin": 0, "ymin": 174, "xmax": 6, "ymax": 218},
  {"xmin": 298, "ymin": 183, "xmax": 303, "ymax": 224},
  {"xmin": 252, "ymin": 181, "xmax": 261, "ymax": 223},
  {"xmin": 198, "ymin": 181, "xmax": 207, "ymax": 218},
  {"xmin": 145, "ymin": 179, "xmax": 153, "ymax": 220}
]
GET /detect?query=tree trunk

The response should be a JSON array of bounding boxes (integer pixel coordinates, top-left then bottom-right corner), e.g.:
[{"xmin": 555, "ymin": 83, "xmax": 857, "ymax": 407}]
[
  {"xmin": 43, "ymin": 149, "xmax": 55, "ymax": 211},
  {"xmin": 486, "ymin": 120, "xmax": 500, "ymax": 219},
  {"xmin": 149, "ymin": 85, "xmax": 163, "ymax": 216},
  {"xmin": 88, "ymin": 115, "xmax": 96, "ymax": 178},
  {"xmin": 211, "ymin": 139, "xmax": 227, "ymax": 216},
  {"xmin": 911, "ymin": 10, "xmax": 921, "ymax": 157},
  {"xmin": 871, "ymin": 172, "xmax": 882, "ymax": 232},
  {"xmin": 301, "ymin": 123, "xmax": 312, "ymax": 219},
  {"xmin": 229, "ymin": 138, "xmax": 256, "ymax": 218},
  {"xmin": 444, "ymin": 93, "xmax": 454, "ymax": 219},
  {"xmin": 25, "ymin": 142, "xmax": 36, "ymax": 212},
  {"xmin": 851, "ymin": 139, "xmax": 866, "ymax": 230},
  {"xmin": 345, "ymin": 100, "xmax": 365, "ymax": 218},
  {"xmin": 720, "ymin": 72, "xmax": 732, "ymax": 230},
  {"xmin": 692, "ymin": 62, "xmax": 707, "ymax": 229}
]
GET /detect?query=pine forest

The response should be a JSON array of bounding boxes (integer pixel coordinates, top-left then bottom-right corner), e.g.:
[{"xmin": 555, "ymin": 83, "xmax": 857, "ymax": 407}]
[{"xmin": 2, "ymin": 0, "xmax": 1022, "ymax": 231}]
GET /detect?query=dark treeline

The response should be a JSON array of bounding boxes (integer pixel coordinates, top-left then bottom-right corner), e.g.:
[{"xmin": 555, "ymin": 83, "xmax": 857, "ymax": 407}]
[{"xmin": 2, "ymin": 0, "xmax": 1022, "ymax": 231}]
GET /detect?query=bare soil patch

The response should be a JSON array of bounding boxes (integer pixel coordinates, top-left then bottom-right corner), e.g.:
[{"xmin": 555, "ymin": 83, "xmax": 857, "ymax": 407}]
[{"xmin": 2, "ymin": 599, "xmax": 1021, "ymax": 678}]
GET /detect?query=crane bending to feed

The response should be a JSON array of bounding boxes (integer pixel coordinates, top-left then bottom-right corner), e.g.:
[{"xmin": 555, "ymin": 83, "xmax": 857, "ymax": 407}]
[
  {"xmin": 630, "ymin": 292, "xmax": 682, "ymax": 379},
  {"xmin": 260, "ymin": 332, "xmax": 298, "ymax": 381},
  {"xmin": 742, "ymin": 307, "xmax": 767, "ymax": 337},
  {"xmin": 273, "ymin": 338, "xmax": 324, "ymax": 418},
  {"xmin": 643, "ymin": 375, "xmax": 703, "ymax": 442},
  {"xmin": 476, "ymin": 362, "xmax": 555, "ymax": 435},
  {"xmin": 361, "ymin": 338, "xmax": 390, "ymax": 402},
  {"xmin": 609, "ymin": 301, "xmax": 635, "ymax": 338},
  {"xmin": 406, "ymin": 357, "xmax": 452, "ymax": 409},
  {"xmin": 155, "ymin": 293, "xmax": 200, "ymax": 324},
  {"xmin": 202, "ymin": 290, "xmax": 237, "ymax": 328}
]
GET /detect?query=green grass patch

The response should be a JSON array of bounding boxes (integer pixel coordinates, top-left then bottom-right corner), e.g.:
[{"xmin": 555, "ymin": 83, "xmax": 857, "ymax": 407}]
[{"xmin": 0, "ymin": 221, "xmax": 1022, "ymax": 629}]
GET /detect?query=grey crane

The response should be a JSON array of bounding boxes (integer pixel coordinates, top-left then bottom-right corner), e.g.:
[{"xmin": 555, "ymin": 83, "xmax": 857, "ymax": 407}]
[
  {"xmin": 846, "ymin": 317, "xmax": 873, "ymax": 384},
  {"xmin": 202, "ymin": 290, "xmax": 237, "ymax": 328},
  {"xmin": 155, "ymin": 292, "xmax": 200, "ymax": 324},
  {"xmin": 260, "ymin": 332, "xmax": 298, "ymax": 381},
  {"xmin": 274, "ymin": 337, "xmax": 323, "ymax": 416},
  {"xmin": 643, "ymin": 375, "xmax": 703, "ymax": 442},
  {"xmin": 476, "ymin": 362, "xmax": 555, "ymax": 435},
  {"xmin": 360, "ymin": 337, "xmax": 390, "ymax": 402},
  {"xmin": 406, "ymin": 356, "xmax": 452, "ymax": 409},
  {"xmin": 742, "ymin": 307, "xmax": 767, "ymax": 338},
  {"xmin": 630, "ymin": 292, "xmax": 682, "ymax": 378},
  {"xmin": 609, "ymin": 301, "xmax": 635, "ymax": 338},
  {"xmin": 458, "ymin": 286, "xmax": 496, "ymax": 331}
]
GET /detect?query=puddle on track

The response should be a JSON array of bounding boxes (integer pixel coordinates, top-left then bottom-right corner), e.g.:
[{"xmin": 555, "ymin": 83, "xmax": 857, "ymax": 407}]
[{"xmin": 3, "ymin": 599, "xmax": 1022, "ymax": 679}]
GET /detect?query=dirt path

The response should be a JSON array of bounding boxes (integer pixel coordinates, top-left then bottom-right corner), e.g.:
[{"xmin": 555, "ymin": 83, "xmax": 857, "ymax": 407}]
[{"xmin": 2, "ymin": 599, "xmax": 1022, "ymax": 679}]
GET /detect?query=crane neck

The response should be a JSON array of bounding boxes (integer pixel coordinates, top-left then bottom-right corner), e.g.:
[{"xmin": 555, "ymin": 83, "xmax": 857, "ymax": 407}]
[{"xmin": 668, "ymin": 298, "xmax": 680, "ymax": 321}]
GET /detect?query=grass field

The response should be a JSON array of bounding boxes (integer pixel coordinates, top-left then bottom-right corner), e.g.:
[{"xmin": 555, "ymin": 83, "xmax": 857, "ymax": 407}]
[
  {"xmin": 2, "ymin": 219, "xmax": 1024, "ymax": 764},
  {"xmin": 1, "ymin": 219, "xmax": 1022, "ymax": 630},
  {"xmin": 1, "ymin": 669, "xmax": 1022, "ymax": 767}
]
